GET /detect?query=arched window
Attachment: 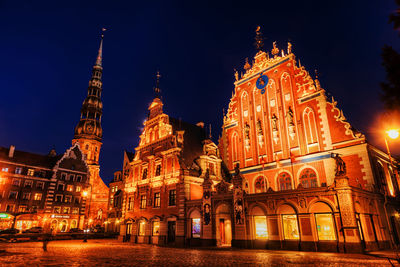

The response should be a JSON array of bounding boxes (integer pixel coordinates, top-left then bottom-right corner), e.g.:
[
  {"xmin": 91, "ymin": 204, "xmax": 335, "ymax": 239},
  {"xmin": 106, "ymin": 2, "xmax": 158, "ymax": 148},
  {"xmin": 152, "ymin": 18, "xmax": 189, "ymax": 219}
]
[
  {"xmin": 278, "ymin": 172, "xmax": 292, "ymax": 191},
  {"xmin": 231, "ymin": 132, "xmax": 239, "ymax": 162},
  {"xmin": 303, "ymin": 108, "xmax": 318, "ymax": 144},
  {"xmin": 254, "ymin": 176, "xmax": 267, "ymax": 193},
  {"xmin": 299, "ymin": 168, "xmax": 318, "ymax": 188}
]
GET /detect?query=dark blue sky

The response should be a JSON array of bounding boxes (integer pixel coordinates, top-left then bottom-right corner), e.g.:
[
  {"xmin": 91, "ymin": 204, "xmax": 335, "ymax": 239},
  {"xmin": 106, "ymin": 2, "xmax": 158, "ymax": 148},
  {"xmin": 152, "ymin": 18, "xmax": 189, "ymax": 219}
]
[{"xmin": 0, "ymin": 0, "xmax": 399, "ymax": 184}]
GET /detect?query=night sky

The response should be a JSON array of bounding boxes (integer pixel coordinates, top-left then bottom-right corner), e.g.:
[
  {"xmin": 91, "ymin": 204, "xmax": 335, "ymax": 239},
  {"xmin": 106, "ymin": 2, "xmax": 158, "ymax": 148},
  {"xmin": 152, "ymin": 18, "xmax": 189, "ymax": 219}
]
[{"xmin": 0, "ymin": 0, "xmax": 399, "ymax": 184}]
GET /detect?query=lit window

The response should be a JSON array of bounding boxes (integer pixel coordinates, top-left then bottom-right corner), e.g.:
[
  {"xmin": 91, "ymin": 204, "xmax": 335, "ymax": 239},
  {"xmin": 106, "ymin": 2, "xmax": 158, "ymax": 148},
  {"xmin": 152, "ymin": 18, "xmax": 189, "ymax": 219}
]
[
  {"xmin": 2, "ymin": 167, "xmax": 8, "ymax": 172},
  {"xmin": 18, "ymin": 205, "xmax": 27, "ymax": 212},
  {"xmin": 76, "ymin": 186, "xmax": 81, "ymax": 192},
  {"xmin": 192, "ymin": 218, "xmax": 201, "ymax": 238},
  {"xmin": 139, "ymin": 221, "xmax": 146, "ymax": 236},
  {"xmin": 34, "ymin": 193, "xmax": 42, "ymax": 201},
  {"xmin": 315, "ymin": 213, "xmax": 336, "ymax": 241},
  {"xmin": 282, "ymin": 215, "xmax": 299, "ymax": 240},
  {"xmin": 154, "ymin": 192, "xmax": 160, "ymax": 208},
  {"xmin": 254, "ymin": 216, "xmax": 268, "ymax": 239},
  {"xmin": 169, "ymin": 190, "xmax": 176, "ymax": 206},
  {"xmin": 27, "ymin": 169, "xmax": 34, "ymax": 176},
  {"xmin": 72, "ymin": 208, "xmax": 79, "ymax": 214},
  {"xmin": 67, "ymin": 185, "xmax": 74, "ymax": 192},
  {"xmin": 15, "ymin": 167, "xmax": 22, "ymax": 174},
  {"xmin": 153, "ymin": 221, "xmax": 160, "ymax": 236},
  {"xmin": 140, "ymin": 195, "xmax": 147, "ymax": 209},
  {"xmin": 63, "ymin": 207, "xmax": 70, "ymax": 214}
]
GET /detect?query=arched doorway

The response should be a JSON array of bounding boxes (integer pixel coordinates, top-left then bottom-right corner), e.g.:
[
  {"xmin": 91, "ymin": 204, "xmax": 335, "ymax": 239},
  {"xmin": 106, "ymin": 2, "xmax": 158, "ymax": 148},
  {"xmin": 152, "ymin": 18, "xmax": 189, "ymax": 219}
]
[
  {"xmin": 59, "ymin": 219, "xmax": 68, "ymax": 232},
  {"xmin": 216, "ymin": 203, "xmax": 232, "ymax": 247}
]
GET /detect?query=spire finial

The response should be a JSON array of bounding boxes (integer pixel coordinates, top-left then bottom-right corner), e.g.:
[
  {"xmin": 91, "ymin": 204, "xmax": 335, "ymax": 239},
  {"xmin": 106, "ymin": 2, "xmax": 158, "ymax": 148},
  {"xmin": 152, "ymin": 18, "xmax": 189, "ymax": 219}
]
[
  {"xmin": 209, "ymin": 123, "xmax": 212, "ymax": 139},
  {"xmin": 254, "ymin": 26, "xmax": 264, "ymax": 51},
  {"xmin": 95, "ymin": 28, "xmax": 106, "ymax": 67},
  {"xmin": 154, "ymin": 71, "xmax": 161, "ymax": 98}
]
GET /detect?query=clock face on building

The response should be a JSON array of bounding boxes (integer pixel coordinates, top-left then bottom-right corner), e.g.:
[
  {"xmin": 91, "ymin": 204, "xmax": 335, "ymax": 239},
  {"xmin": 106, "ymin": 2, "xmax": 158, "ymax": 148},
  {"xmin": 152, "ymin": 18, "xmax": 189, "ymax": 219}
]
[
  {"xmin": 85, "ymin": 123, "xmax": 94, "ymax": 133},
  {"xmin": 256, "ymin": 74, "xmax": 268, "ymax": 94}
]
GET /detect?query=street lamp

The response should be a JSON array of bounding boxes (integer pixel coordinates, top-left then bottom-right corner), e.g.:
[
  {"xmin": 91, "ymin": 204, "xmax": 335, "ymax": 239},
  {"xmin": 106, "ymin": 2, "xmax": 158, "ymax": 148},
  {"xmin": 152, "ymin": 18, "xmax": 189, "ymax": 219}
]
[{"xmin": 82, "ymin": 186, "xmax": 92, "ymax": 243}]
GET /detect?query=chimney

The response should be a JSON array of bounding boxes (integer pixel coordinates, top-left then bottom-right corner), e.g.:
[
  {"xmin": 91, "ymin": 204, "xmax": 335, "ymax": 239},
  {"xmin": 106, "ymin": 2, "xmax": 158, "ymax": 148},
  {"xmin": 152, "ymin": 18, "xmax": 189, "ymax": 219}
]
[{"xmin": 9, "ymin": 145, "xmax": 15, "ymax": 158}]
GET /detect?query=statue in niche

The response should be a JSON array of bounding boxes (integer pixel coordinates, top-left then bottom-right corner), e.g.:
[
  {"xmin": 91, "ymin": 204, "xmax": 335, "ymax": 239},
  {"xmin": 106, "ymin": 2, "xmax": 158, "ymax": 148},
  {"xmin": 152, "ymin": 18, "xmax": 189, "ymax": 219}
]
[
  {"xmin": 256, "ymin": 119, "xmax": 263, "ymax": 136},
  {"xmin": 234, "ymin": 69, "xmax": 239, "ymax": 81},
  {"xmin": 234, "ymin": 198, "xmax": 244, "ymax": 224},
  {"xmin": 334, "ymin": 154, "xmax": 346, "ymax": 176},
  {"xmin": 244, "ymin": 123, "xmax": 250, "ymax": 140},
  {"xmin": 271, "ymin": 114, "xmax": 278, "ymax": 131},
  {"xmin": 286, "ymin": 106, "xmax": 294, "ymax": 126},
  {"xmin": 204, "ymin": 204, "xmax": 211, "ymax": 225}
]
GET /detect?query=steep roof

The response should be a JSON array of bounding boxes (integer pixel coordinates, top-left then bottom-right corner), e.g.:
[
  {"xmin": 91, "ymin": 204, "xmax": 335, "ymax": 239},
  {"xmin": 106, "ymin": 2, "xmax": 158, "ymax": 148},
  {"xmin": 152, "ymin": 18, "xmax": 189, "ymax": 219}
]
[
  {"xmin": 169, "ymin": 117, "xmax": 206, "ymax": 169},
  {"xmin": 0, "ymin": 146, "xmax": 61, "ymax": 169}
]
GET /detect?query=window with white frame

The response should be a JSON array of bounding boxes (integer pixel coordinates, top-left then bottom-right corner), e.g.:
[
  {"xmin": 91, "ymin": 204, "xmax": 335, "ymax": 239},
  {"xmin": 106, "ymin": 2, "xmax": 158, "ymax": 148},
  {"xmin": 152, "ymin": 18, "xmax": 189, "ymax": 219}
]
[{"xmin": 15, "ymin": 167, "xmax": 22, "ymax": 174}]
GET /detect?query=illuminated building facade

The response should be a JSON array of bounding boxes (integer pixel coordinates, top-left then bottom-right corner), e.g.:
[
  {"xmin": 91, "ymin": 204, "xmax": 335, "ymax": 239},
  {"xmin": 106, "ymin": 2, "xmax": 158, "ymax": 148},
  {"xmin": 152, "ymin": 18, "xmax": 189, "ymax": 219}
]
[
  {"xmin": 0, "ymin": 144, "xmax": 90, "ymax": 232},
  {"xmin": 72, "ymin": 33, "xmax": 109, "ymax": 228},
  {"xmin": 115, "ymin": 30, "xmax": 400, "ymax": 253}
]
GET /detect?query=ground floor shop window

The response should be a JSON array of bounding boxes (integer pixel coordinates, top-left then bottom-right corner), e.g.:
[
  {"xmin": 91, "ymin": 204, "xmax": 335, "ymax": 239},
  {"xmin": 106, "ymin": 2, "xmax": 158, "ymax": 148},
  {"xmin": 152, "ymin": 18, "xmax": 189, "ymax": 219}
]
[
  {"xmin": 59, "ymin": 219, "xmax": 68, "ymax": 232},
  {"xmin": 282, "ymin": 215, "xmax": 299, "ymax": 239},
  {"xmin": 153, "ymin": 221, "xmax": 160, "ymax": 236},
  {"xmin": 71, "ymin": 219, "xmax": 77, "ymax": 229},
  {"xmin": 254, "ymin": 216, "xmax": 268, "ymax": 239},
  {"xmin": 315, "ymin": 213, "xmax": 336, "ymax": 241},
  {"xmin": 192, "ymin": 218, "xmax": 201, "ymax": 238},
  {"xmin": 139, "ymin": 221, "xmax": 146, "ymax": 236}
]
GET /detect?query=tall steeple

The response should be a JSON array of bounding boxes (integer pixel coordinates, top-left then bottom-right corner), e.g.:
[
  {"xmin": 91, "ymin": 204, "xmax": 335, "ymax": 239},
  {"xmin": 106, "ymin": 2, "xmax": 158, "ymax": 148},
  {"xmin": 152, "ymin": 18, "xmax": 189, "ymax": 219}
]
[
  {"xmin": 73, "ymin": 30, "xmax": 105, "ymax": 165},
  {"xmin": 148, "ymin": 71, "xmax": 164, "ymax": 120}
]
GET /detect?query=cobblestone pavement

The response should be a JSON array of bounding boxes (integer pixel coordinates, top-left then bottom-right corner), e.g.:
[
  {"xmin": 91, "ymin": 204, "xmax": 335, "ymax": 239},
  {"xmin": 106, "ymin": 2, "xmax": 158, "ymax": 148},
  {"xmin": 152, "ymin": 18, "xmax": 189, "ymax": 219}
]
[{"xmin": 0, "ymin": 239, "xmax": 399, "ymax": 267}]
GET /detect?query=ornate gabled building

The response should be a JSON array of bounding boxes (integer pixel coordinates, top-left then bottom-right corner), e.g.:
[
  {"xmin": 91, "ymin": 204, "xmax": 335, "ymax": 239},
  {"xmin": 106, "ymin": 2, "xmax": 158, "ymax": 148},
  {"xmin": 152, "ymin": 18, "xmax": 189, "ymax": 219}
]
[
  {"xmin": 215, "ymin": 28, "xmax": 400, "ymax": 252},
  {"xmin": 117, "ymin": 75, "xmax": 225, "ymax": 245},
  {"xmin": 72, "ymin": 33, "xmax": 109, "ymax": 228}
]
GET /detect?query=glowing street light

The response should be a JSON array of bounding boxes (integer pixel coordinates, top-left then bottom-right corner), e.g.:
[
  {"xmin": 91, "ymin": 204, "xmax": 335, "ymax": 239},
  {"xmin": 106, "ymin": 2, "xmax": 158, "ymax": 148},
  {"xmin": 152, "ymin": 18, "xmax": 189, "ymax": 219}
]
[
  {"xmin": 387, "ymin": 129, "xmax": 400, "ymax": 140},
  {"xmin": 82, "ymin": 191, "xmax": 88, "ymax": 197}
]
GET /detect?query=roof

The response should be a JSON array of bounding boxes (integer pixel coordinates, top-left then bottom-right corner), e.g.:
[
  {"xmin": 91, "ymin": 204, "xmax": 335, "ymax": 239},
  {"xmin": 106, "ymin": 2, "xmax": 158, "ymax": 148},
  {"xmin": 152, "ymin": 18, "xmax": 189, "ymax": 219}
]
[
  {"xmin": 124, "ymin": 150, "xmax": 135, "ymax": 162},
  {"xmin": 169, "ymin": 117, "xmax": 207, "ymax": 169},
  {"xmin": 0, "ymin": 146, "xmax": 61, "ymax": 169}
]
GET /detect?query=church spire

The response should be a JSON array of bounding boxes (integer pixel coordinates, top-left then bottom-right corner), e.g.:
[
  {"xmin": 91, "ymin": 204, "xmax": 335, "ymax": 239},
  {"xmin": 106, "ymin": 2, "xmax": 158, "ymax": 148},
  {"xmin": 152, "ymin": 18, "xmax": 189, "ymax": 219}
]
[
  {"xmin": 154, "ymin": 71, "xmax": 161, "ymax": 99},
  {"xmin": 73, "ymin": 31, "xmax": 104, "ymax": 147}
]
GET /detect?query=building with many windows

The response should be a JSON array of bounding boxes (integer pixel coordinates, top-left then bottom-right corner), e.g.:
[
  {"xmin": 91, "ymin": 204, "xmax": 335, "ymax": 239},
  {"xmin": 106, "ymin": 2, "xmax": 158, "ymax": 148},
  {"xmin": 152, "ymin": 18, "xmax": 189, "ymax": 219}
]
[
  {"xmin": 114, "ymin": 30, "xmax": 400, "ymax": 253},
  {"xmin": 0, "ymin": 144, "xmax": 90, "ymax": 232}
]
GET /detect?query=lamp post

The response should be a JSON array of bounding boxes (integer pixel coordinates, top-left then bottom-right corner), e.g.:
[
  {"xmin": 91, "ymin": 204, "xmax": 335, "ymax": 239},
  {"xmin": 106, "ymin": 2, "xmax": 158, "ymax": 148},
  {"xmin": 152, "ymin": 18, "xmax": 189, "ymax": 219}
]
[{"xmin": 82, "ymin": 183, "xmax": 92, "ymax": 243}]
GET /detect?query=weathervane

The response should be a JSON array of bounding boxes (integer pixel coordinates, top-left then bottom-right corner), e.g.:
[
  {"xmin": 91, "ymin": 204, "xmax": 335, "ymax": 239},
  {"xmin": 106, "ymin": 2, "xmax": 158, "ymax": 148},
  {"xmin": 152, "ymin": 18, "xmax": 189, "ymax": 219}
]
[{"xmin": 254, "ymin": 26, "xmax": 264, "ymax": 51}]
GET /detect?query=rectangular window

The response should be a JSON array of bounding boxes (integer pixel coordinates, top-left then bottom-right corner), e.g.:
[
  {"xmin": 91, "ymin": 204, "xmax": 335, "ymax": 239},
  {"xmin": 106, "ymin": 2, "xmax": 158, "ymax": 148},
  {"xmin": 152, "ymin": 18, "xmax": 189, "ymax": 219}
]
[
  {"xmin": 142, "ymin": 168, "xmax": 148, "ymax": 180},
  {"xmin": 67, "ymin": 185, "xmax": 74, "ymax": 192},
  {"xmin": 254, "ymin": 216, "xmax": 268, "ymax": 239},
  {"xmin": 76, "ymin": 175, "xmax": 82, "ymax": 182},
  {"xmin": 128, "ymin": 197, "xmax": 134, "ymax": 211},
  {"xmin": 282, "ymin": 215, "xmax": 300, "ymax": 240},
  {"xmin": 22, "ymin": 192, "xmax": 30, "ymax": 200},
  {"xmin": 153, "ymin": 221, "xmax": 160, "ymax": 236},
  {"xmin": 6, "ymin": 204, "xmax": 14, "ymax": 212},
  {"xmin": 15, "ymin": 167, "xmax": 22, "ymax": 174},
  {"xmin": 54, "ymin": 206, "xmax": 61, "ymax": 214},
  {"xmin": 72, "ymin": 207, "xmax": 79, "ymax": 214},
  {"xmin": 32, "ymin": 206, "xmax": 38, "ymax": 212},
  {"xmin": 64, "ymin": 196, "xmax": 72, "ymax": 203},
  {"xmin": 27, "ymin": 169, "xmax": 34, "ymax": 176},
  {"xmin": 315, "ymin": 213, "xmax": 336, "ymax": 241},
  {"xmin": 154, "ymin": 192, "xmax": 161, "ymax": 208},
  {"xmin": 24, "ymin": 180, "xmax": 33, "ymax": 188},
  {"xmin": 155, "ymin": 164, "xmax": 161, "ymax": 176},
  {"xmin": 139, "ymin": 221, "xmax": 146, "ymax": 236},
  {"xmin": 34, "ymin": 193, "xmax": 42, "ymax": 201},
  {"xmin": 68, "ymin": 174, "xmax": 75, "ymax": 181},
  {"xmin": 63, "ymin": 207, "xmax": 70, "ymax": 214},
  {"xmin": 110, "ymin": 198, "xmax": 114, "ymax": 206},
  {"xmin": 57, "ymin": 184, "xmax": 64, "ymax": 191},
  {"xmin": 192, "ymin": 218, "xmax": 201, "ymax": 238},
  {"xmin": 12, "ymin": 179, "xmax": 20, "ymax": 186},
  {"xmin": 18, "ymin": 205, "xmax": 27, "ymax": 212},
  {"xmin": 168, "ymin": 189, "xmax": 176, "ymax": 206},
  {"xmin": 76, "ymin": 186, "xmax": 81, "ymax": 192},
  {"xmin": 140, "ymin": 195, "xmax": 147, "ymax": 209},
  {"xmin": 2, "ymin": 167, "xmax": 9, "ymax": 172},
  {"xmin": 9, "ymin": 191, "xmax": 18, "ymax": 199},
  {"xmin": 74, "ymin": 197, "xmax": 81, "ymax": 204},
  {"xmin": 61, "ymin": 173, "xmax": 67, "ymax": 180},
  {"xmin": 36, "ymin": 181, "xmax": 44, "ymax": 189},
  {"xmin": 55, "ymin": 195, "xmax": 63, "ymax": 202}
]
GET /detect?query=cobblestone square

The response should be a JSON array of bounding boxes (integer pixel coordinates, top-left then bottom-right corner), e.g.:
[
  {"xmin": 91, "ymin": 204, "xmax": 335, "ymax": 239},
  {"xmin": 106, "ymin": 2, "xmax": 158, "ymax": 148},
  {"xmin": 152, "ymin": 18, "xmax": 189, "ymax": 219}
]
[{"xmin": 1, "ymin": 239, "xmax": 399, "ymax": 266}]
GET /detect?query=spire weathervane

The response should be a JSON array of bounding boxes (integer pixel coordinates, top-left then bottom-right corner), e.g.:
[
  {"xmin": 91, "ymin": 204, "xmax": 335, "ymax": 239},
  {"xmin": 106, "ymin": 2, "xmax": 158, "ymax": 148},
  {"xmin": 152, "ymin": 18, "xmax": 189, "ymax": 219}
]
[
  {"xmin": 254, "ymin": 26, "xmax": 264, "ymax": 52},
  {"xmin": 154, "ymin": 71, "xmax": 161, "ymax": 99}
]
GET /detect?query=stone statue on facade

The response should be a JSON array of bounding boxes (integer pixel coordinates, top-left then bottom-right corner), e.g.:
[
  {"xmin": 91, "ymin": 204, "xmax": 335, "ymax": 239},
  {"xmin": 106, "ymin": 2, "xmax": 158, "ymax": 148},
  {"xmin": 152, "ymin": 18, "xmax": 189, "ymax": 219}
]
[
  {"xmin": 286, "ymin": 106, "xmax": 294, "ymax": 126},
  {"xmin": 271, "ymin": 114, "xmax": 278, "ymax": 131},
  {"xmin": 334, "ymin": 154, "xmax": 346, "ymax": 176}
]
